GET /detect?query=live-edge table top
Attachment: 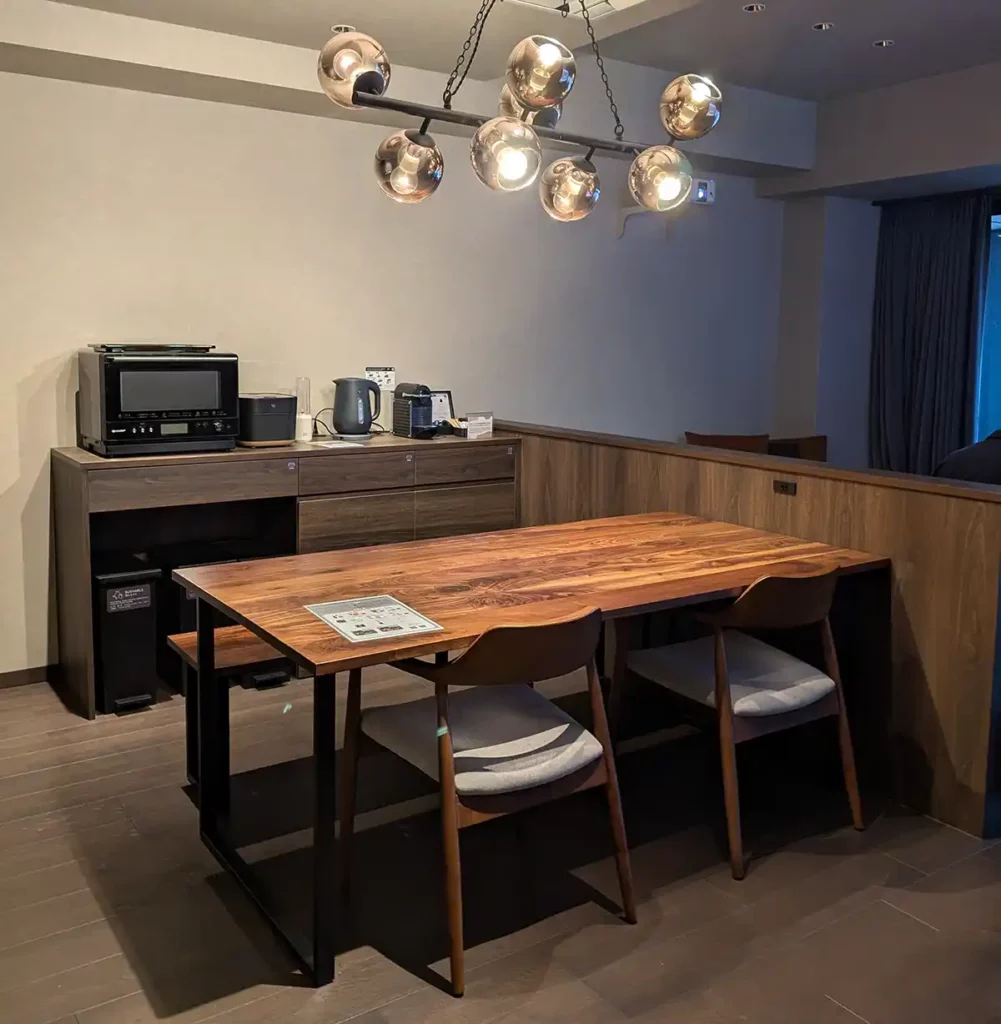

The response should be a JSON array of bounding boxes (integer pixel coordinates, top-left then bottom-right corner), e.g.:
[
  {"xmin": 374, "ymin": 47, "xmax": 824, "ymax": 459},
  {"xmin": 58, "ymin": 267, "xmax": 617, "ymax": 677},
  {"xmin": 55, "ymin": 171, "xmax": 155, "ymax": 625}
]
[{"xmin": 173, "ymin": 511, "xmax": 887, "ymax": 676}]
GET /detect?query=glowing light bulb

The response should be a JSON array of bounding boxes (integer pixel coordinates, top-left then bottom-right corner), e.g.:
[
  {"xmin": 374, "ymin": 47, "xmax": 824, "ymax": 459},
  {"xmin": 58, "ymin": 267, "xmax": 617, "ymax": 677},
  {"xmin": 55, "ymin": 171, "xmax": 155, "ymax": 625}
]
[
  {"xmin": 691, "ymin": 79, "xmax": 712, "ymax": 102},
  {"xmin": 537, "ymin": 42, "xmax": 562, "ymax": 66},
  {"xmin": 656, "ymin": 174, "xmax": 683, "ymax": 202},
  {"xmin": 497, "ymin": 147, "xmax": 530, "ymax": 183}
]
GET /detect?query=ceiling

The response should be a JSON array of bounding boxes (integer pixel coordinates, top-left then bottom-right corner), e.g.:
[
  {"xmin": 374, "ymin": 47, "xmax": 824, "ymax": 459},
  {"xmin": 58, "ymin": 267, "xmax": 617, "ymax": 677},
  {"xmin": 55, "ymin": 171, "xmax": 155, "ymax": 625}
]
[
  {"xmin": 599, "ymin": 0, "xmax": 1001, "ymax": 100},
  {"xmin": 50, "ymin": 0, "xmax": 702, "ymax": 78},
  {"xmin": 54, "ymin": 0, "xmax": 1001, "ymax": 100}
]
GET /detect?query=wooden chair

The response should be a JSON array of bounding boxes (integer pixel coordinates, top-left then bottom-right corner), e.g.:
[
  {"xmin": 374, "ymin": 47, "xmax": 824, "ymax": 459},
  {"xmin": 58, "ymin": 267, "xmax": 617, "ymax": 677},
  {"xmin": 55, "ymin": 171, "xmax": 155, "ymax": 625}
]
[
  {"xmin": 340, "ymin": 609, "xmax": 636, "ymax": 997},
  {"xmin": 625, "ymin": 571, "xmax": 863, "ymax": 880},
  {"xmin": 685, "ymin": 432, "xmax": 770, "ymax": 454},
  {"xmin": 768, "ymin": 435, "xmax": 828, "ymax": 462}
]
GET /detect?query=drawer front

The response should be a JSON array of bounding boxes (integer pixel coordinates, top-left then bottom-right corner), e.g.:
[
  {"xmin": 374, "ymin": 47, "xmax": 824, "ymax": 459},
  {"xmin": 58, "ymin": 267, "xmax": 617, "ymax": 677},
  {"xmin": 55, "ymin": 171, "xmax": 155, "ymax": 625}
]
[
  {"xmin": 298, "ymin": 490, "xmax": 415, "ymax": 553},
  {"xmin": 89, "ymin": 457, "xmax": 300, "ymax": 512},
  {"xmin": 415, "ymin": 444, "xmax": 516, "ymax": 487},
  {"xmin": 299, "ymin": 451, "xmax": 416, "ymax": 496},
  {"xmin": 415, "ymin": 481, "xmax": 516, "ymax": 541}
]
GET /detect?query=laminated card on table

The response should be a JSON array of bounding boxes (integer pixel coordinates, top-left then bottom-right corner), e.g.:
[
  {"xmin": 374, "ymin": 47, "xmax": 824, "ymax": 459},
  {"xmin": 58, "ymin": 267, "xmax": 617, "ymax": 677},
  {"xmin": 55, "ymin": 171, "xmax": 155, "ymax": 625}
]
[{"xmin": 306, "ymin": 595, "xmax": 443, "ymax": 643}]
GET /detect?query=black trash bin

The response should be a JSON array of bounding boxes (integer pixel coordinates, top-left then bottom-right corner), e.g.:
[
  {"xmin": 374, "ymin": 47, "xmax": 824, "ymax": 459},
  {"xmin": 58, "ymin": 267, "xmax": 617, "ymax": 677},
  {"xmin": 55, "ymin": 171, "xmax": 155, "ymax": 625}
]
[{"xmin": 94, "ymin": 557, "xmax": 162, "ymax": 714}]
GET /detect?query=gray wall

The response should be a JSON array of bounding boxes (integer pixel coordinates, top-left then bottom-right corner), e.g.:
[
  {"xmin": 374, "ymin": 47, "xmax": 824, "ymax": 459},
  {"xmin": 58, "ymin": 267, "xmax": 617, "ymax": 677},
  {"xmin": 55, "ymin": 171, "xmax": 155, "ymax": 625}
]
[{"xmin": 772, "ymin": 196, "xmax": 881, "ymax": 467}]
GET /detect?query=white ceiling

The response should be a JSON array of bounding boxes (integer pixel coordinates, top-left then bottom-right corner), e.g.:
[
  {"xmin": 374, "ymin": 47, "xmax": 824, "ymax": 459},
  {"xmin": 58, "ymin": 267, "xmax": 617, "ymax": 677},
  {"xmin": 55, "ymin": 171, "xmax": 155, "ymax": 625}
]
[
  {"xmin": 50, "ymin": 0, "xmax": 704, "ymax": 79},
  {"xmin": 599, "ymin": 0, "xmax": 1001, "ymax": 100},
  {"xmin": 54, "ymin": 0, "xmax": 1001, "ymax": 100}
]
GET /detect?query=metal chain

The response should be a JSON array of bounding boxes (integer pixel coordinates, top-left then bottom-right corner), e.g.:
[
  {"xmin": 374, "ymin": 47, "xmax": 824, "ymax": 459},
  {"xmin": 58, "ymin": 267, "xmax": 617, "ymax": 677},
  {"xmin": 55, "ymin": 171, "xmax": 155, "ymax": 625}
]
[
  {"xmin": 442, "ymin": 0, "xmax": 497, "ymax": 108},
  {"xmin": 578, "ymin": 0, "xmax": 625, "ymax": 140}
]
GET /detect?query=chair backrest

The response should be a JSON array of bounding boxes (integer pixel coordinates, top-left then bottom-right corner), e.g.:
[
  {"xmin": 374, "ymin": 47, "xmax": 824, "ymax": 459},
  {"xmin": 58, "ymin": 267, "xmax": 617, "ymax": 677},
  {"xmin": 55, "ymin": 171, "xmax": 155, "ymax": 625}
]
[
  {"xmin": 685, "ymin": 432, "xmax": 770, "ymax": 454},
  {"xmin": 434, "ymin": 609, "xmax": 603, "ymax": 688},
  {"xmin": 704, "ymin": 571, "xmax": 837, "ymax": 631},
  {"xmin": 768, "ymin": 435, "xmax": 828, "ymax": 462}
]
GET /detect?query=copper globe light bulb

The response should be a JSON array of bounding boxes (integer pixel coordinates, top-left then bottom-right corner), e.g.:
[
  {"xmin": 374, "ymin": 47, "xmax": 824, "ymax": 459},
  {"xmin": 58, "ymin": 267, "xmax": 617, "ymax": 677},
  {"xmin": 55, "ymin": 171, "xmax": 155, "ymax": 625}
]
[
  {"xmin": 470, "ymin": 117, "xmax": 543, "ymax": 192},
  {"xmin": 539, "ymin": 156, "xmax": 600, "ymax": 222},
  {"xmin": 628, "ymin": 146, "xmax": 693, "ymax": 212},
  {"xmin": 317, "ymin": 27, "xmax": 391, "ymax": 109},
  {"xmin": 659, "ymin": 74, "xmax": 722, "ymax": 140},
  {"xmin": 498, "ymin": 82, "xmax": 562, "ymax": 128},
  {"xmin": 374, "ymin": 129, "xmax": 444, "ymax": 203},
  {"xmin": 505, "ymin": 35, "xmax": 576, "ymax": 109}
]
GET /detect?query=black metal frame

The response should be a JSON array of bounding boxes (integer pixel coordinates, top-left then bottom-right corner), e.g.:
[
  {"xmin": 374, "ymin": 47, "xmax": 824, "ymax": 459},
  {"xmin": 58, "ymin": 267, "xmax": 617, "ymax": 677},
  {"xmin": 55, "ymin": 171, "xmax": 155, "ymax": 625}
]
[
  {"xmin": 195, "ymin": 598, "xmax": 338, "ymax": 985},
  {"xmin": 352, "ymin": 86, "xmax": 675, "ymax": 160}
]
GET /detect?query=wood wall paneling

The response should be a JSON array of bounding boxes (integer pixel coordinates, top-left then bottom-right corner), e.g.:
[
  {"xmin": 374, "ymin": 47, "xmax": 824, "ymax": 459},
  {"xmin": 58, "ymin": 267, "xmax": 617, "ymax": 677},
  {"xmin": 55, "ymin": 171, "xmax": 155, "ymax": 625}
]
[{"xmin": 510, "ymin": 425, "xmax": 1001, "ymax": 836}]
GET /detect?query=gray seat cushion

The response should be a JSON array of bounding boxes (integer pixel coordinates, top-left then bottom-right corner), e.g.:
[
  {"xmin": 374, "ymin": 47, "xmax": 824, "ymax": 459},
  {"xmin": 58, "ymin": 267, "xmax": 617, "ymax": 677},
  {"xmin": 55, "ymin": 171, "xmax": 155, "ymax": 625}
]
[
  {"xmin": 627, "ymin": 630, "xmax": 835, "ymax": 717},
  {"xmin": 361, "ymin": 684, "xmax": 603, "ymax": 796}
]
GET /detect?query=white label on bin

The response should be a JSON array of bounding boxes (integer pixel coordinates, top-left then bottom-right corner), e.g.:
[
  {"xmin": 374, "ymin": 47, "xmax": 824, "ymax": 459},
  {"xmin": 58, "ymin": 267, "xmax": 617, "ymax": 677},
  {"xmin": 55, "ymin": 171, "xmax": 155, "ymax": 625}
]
[{"xmin": 107, "ymin": 584, "xmax": 152, "ymax": 613}]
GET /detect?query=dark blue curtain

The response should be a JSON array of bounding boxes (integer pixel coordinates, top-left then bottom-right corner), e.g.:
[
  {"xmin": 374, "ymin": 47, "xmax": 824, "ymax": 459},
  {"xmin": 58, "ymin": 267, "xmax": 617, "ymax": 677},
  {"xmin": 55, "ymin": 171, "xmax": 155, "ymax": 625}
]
[{"xmin": 869, "ymin": 192, "xmax": 992, "ymax": 474}]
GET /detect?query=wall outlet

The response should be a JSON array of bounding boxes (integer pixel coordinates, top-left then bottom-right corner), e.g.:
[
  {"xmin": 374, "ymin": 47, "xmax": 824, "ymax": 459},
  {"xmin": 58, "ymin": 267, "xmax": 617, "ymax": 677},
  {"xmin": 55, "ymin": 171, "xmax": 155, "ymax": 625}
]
[{"xmin": 692, "ymin": 179, "xmax": 716, "ymax": 204}]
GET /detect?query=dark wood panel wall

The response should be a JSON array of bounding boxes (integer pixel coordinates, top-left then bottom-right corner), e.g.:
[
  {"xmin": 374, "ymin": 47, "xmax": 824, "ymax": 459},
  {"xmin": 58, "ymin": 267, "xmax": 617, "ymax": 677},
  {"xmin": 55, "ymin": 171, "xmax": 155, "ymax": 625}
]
[{"xmin": 505, "ymin": 425, "xmax": 1001, "ymax": 837}]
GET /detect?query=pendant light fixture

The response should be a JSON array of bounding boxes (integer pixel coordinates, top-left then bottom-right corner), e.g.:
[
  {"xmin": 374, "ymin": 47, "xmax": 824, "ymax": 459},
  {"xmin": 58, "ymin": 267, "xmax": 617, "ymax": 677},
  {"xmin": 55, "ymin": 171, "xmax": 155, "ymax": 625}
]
[{"xmin": 317, "ymin": 2, "xmax": 722, "ymax": 222}]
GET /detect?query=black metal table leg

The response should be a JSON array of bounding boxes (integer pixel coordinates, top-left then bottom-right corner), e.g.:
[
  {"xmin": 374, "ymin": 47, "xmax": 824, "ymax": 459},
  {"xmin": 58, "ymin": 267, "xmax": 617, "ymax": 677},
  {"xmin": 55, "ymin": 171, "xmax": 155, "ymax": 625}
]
[
  {"xmin": 312, "ymin": 675, "xmax": 338, "ymax": 986},
  {"xmin": 197, "ymin": 599, "xmax": 229, "ymax": 826},
  {"xmin": 183, "ymin": 663, "xmax": 199, "ymax": 789},
  {"xmin": 193, "ymin": 602, "xmax": 337, "ymax": 986}
]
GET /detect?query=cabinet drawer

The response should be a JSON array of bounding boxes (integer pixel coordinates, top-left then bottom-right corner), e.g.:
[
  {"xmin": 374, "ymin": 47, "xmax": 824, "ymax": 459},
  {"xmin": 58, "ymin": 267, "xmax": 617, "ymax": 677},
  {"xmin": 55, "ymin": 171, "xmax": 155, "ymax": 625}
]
[
  {"xmin": 415, "ymin": 444, "xmax": 516, "ymax": 486},
  {"xmin": 298, "ymin": 490, "xmax": 415, "ymax": 553},
  {"xmin": 415, "ymin": 481, "xmax": 516, "ymax": 541},
  {"xmin": 88, "ymin": 457, "xmax": 300, "ymax": 512},
  {"xmin": 299, "ymin": 451, "xmax": 415, "ymax": 496}
]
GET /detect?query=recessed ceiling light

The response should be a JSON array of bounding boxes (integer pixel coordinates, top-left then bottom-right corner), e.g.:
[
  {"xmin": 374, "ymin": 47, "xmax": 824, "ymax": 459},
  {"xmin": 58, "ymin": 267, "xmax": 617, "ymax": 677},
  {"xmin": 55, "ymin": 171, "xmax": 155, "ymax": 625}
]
[
  {"xmin": 742, "ymin": 3, "xmax": 766, "ymax": 12},
  {"xmin": 873, "ymin": 38, "xmax": 895, "ymax": 47},
  {"xmin": 813, "ymin": 21, "xmax": 834, "ymax": 31}
]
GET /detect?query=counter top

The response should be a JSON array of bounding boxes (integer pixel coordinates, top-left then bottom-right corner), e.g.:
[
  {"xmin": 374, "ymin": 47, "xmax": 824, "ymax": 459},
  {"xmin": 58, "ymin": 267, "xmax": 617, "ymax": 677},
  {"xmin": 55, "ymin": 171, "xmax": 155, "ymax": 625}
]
[{"xmin": 53, "ymin": 431, "xmax": 518, "ymax": 472}]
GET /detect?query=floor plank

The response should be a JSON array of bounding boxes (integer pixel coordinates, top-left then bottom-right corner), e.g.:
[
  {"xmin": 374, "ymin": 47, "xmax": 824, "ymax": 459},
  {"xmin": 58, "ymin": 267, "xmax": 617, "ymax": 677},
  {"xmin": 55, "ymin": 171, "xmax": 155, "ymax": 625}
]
[{"xmin": 0, "ymin": 679, "xmax": 996, "ymax": 1024}]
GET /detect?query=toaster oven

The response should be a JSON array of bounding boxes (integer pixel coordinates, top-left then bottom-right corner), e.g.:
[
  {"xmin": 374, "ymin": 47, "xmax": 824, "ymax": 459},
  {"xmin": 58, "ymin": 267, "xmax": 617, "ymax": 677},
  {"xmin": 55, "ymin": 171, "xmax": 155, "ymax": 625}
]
[{"xmin": 78, "ymin": 344, "xmax": 239, "ymax": 457}]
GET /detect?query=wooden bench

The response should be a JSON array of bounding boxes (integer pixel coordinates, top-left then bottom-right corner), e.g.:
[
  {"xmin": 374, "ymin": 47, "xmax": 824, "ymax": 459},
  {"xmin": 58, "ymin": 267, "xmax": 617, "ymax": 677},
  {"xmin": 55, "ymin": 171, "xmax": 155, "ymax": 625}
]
[{"xmin": 168, "ymin": 625, "xmax": 288, "ymax": 788}]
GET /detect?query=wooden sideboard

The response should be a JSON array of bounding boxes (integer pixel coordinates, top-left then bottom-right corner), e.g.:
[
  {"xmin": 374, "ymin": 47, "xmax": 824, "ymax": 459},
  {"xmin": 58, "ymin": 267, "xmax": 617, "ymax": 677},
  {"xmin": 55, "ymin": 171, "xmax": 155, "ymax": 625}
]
[
  {"xmin": 498, "ymin": 419, "xmax": 1001, "ymax": 838},
  {"xmin": 51, "ymin": 434, "xmax": 520, "ymax": 719}
]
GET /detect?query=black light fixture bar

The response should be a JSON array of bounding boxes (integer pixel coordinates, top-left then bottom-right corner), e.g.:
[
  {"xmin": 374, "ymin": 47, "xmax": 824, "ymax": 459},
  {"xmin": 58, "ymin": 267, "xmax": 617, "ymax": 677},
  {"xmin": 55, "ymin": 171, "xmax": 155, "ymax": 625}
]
[{"xmin": 352, "ymin": 86, "xmax": 671, "ymax": 158}]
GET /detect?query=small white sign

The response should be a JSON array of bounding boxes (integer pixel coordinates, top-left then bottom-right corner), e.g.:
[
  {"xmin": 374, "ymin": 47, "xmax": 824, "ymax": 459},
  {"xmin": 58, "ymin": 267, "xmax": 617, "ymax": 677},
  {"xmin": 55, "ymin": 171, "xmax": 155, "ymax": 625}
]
[
  {"xmin": 306, "ymin": 595, "xmax": 443, "ymax": 643},
  {"xmin": 365, "ymin": 366, "xmax": 396, "ymax": 390},
  {"xmin": 466, "ymin": 412, "xmax": 494, "ymax": 440}
]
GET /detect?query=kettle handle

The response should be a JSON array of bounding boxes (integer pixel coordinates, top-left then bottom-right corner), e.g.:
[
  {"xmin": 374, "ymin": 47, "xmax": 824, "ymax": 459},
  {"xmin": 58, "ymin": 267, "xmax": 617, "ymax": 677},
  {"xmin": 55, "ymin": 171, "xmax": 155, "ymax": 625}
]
[{"xmin": 367, "ymin": 379, "xmax": 381, "ymax": 420}]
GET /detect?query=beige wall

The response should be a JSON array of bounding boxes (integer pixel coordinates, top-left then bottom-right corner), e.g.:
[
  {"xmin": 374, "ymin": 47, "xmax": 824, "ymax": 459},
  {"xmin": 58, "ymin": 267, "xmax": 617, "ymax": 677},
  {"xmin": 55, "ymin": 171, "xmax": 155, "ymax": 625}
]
[{"xmin": 0, "ymin": 71, "xmax": 787, "ymax": 674}]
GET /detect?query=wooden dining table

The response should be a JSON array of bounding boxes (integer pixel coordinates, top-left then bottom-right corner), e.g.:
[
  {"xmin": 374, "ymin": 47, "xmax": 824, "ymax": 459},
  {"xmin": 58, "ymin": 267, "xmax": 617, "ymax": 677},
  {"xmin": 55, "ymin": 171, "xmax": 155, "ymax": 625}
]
[{"xmin": 173, "ymin": 510, "xmax": 888, "ymax": 986}]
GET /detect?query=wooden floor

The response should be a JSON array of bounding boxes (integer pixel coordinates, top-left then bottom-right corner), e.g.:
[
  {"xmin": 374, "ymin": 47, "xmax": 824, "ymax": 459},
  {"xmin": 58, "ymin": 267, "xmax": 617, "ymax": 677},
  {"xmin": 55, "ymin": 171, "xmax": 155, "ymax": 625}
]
[{"xmin": 0, "ymin": 673, "xmax": 998, "ymax": 1024}]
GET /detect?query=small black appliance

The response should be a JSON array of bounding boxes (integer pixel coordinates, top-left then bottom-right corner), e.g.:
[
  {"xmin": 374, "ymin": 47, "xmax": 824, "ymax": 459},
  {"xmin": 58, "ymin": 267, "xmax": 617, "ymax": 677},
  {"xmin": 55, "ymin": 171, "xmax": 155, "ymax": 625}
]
[
  {"xmin": 238, "ymin": 394, "xmax": 296, "ymax": 447},
  {"xmin": 93, "ymin": 556, "xmax": 162, "ymax": 714},
  {"xmin": 393, "ymin": 383, "xmax": 436, "ymax": 439},
  {"xmin": 78, "ymin": 343, "xmax": 239, "ymax": 457}
]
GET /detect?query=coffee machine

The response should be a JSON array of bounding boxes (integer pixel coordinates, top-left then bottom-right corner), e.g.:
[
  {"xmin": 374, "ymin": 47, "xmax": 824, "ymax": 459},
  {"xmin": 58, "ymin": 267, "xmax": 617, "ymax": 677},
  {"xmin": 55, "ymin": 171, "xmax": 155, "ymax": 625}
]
[{"xmin": 393, "ymin": 383, "xmax": 436, "ymax": 439}]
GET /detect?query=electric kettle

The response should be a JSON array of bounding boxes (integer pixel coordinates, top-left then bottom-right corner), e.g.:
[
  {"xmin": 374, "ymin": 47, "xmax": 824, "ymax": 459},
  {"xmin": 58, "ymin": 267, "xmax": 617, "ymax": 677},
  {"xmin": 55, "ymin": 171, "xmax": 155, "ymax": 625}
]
[{"xmin": 332, "ymin": 377, "xmax": 381, "ymax": 437}]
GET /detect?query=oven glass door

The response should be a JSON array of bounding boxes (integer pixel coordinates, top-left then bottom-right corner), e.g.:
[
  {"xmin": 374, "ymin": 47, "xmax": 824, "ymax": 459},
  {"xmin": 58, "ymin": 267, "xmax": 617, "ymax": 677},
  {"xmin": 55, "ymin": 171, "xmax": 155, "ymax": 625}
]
[{"xmin": 105, "ymin": 358, "xmax": 238, "ymax": 420}]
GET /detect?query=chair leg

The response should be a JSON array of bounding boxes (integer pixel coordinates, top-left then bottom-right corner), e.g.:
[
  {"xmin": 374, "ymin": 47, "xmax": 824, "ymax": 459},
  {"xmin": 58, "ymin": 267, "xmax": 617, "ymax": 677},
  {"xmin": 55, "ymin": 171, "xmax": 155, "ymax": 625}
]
[
  {"xmin": 713, "ymin": 630, "xmax": 744, "ymax": 880},
  {"xmin": 436, "ymin": 682, "xmax": 465, "ymax": 997},
  {"xmin": 719, "ymin": 723, "xmax": 744, "ymax": 880},
  {"xmin": 339, "ymin": 668, "xmax": 362, "ymax": 903},
  {"xmin": 587, "ymin": 661, "xmax": 637, "ymax": 923},
  {"xmin": 836, "ymin": 699, "xmax": 865, "ymax": 831},
  {"xmin": 822, "ymin": 618, "xmax": 865, "ymax": 831}
]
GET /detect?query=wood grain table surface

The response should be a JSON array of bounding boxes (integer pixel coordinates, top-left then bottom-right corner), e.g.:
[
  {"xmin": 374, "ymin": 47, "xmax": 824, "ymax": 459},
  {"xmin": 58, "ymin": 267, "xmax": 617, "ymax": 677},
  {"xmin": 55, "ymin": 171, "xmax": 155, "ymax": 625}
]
[{"xmin": 173, "ymin": 511, "xmax": 887, "ymax": 676}]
